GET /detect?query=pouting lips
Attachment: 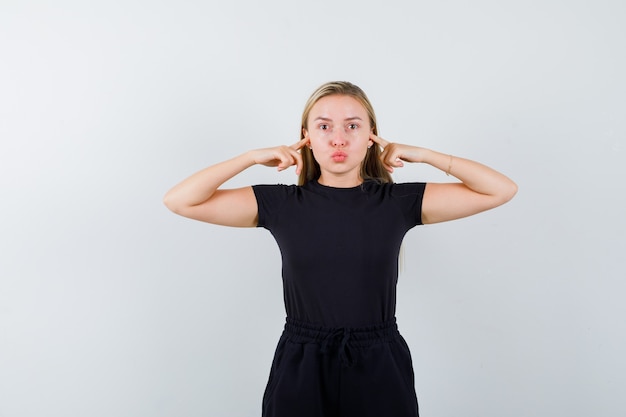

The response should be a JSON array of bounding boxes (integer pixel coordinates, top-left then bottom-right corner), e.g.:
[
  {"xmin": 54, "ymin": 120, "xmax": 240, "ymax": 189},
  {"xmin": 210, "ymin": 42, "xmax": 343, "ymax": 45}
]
[{"xmin": 332, "ymin": 151, "xmax": 347, "ymax": 162}]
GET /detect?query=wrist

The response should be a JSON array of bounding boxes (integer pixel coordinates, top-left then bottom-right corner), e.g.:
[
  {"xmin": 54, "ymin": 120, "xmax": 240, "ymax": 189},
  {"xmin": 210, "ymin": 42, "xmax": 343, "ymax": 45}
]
[
  {"xmin": 241, "ymin": 150, "xmax": 261, "ymax": 167},
  {"xmin": 415, "ymin": 147, "xmax": 433, "ymax": 164}
]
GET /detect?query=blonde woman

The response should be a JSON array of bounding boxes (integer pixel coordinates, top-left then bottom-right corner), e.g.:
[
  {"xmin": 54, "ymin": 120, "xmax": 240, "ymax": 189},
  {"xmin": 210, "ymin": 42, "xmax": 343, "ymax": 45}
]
[{"xmin": 164, "ymin": 81, "xmax": 517, "ymax": 417}]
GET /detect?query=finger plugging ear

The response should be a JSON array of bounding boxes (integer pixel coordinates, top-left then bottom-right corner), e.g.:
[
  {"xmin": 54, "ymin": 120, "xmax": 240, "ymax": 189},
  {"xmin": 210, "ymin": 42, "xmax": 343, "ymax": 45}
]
[
  {"xmin": 369, "ymin": 133, "xmax": 389, "ymax": 149},
  {"xmin": 291, "ymin": 136, "xmax": 310, "ymax": 151}
]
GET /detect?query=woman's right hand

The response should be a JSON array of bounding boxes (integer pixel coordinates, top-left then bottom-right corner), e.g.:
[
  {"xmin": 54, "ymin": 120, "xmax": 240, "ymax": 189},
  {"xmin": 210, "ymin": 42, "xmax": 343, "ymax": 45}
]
[{"xmin": 251, "ymin": 138, "xmax": 310, "ymax": 174}]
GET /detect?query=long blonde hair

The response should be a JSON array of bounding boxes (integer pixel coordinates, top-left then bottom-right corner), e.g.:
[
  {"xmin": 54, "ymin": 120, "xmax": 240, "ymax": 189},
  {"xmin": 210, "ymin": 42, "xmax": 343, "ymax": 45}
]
[{"xmin": 298, "ymin": 81, "xmax": 392, "ymax": 186}]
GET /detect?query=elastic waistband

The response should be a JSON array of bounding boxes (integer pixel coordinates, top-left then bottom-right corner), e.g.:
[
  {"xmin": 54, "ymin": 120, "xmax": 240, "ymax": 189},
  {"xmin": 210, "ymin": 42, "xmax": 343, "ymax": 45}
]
[{"xmin": 283, "ymin": 317, "xmax": 399, "ymax": 347}]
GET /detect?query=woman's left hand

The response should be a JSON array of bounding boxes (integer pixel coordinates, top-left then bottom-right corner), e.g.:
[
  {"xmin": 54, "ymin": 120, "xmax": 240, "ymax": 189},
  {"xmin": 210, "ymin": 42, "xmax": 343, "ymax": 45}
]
[{"xmin": 370, "ymin": 133, "xmax": 422, "ymax": 173}]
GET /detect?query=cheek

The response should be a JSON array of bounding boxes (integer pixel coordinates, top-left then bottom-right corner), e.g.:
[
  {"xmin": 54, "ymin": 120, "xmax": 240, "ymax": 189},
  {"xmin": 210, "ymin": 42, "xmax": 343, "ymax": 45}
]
[
  {"xmin": 308, "ymin": 130, "xmax": 330, "ymax": 147},
  {"xmin": 353, "ymin": 130, "xmax": 370, "ymax": 144},
  {"xmin": 307, "ymin": 137, "xmax": 321, "ymax": 155},
  {"xmin": 308, "ymin": 131, "xmax": 327, "ymax": 144}
]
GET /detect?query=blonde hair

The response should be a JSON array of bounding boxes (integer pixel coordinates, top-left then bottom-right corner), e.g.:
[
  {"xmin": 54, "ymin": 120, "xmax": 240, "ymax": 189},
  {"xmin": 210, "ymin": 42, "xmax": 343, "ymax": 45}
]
[{"xmin": 298, "ymin": 81, "xmax": 392, "ymax": 186}]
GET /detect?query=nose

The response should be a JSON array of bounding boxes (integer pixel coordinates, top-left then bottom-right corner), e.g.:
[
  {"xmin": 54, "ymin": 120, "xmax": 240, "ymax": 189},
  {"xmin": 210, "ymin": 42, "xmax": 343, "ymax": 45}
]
[{"xmin": 332, "ymin": 130, "xmax": 346, "ymax": 147}]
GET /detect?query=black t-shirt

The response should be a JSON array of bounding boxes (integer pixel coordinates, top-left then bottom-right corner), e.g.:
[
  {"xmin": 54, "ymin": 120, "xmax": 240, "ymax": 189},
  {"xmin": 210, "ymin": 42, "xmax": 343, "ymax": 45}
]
[{"xmin": 253, "ymin": 180, "xmax": 426, "ymax": 328}]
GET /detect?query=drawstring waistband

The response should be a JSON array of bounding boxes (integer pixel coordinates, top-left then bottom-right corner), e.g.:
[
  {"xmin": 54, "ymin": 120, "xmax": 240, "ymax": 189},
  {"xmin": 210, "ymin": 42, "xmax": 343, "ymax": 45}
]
[
  {"xmin": 321, "ymin": 328, "xmax": 355, "ymax": 367},
  {"xmin": 283, "ymin": 318, "xmax": 399, "ymax": 368}
]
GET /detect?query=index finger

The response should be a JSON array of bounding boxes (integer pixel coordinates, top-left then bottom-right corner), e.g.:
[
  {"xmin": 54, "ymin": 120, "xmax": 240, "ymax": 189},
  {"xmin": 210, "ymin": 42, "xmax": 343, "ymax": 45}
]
[
  {"xmin": 290, "ymin": 137, "xmax": 310, "ymax": 151},
  {"xmin": 369, "ymin": 133, "xmax": 389, "ymax": 148}
]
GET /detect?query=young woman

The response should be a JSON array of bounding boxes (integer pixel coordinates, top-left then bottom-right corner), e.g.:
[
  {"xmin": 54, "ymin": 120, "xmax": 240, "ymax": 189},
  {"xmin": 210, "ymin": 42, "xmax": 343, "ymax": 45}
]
[{"xmin": 163, "ymin": 81, "xmax": 517, "ymax": 417}]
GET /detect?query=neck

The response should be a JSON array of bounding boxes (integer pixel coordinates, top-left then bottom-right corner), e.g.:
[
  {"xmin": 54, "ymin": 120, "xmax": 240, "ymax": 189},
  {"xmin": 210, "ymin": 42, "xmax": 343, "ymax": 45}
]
[{"xmin": 317, "ymin": 173, "xmax": 363, "ymax": 188}]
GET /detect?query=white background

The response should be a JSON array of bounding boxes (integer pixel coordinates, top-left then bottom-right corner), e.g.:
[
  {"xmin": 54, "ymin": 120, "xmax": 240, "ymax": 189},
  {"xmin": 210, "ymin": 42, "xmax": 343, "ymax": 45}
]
[{"xmin": 1, "ymin": 1, "xmax": 625, "ymax": 416}]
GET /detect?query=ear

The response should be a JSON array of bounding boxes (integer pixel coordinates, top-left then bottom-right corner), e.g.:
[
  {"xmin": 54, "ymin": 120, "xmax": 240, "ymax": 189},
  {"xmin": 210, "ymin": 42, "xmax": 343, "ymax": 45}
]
[
  {"xmin": 302, "ymin": 128, "xmax": 311, "ymax": 147},
  {"xmin": 368, "ymin": 127, "xmax": 375, "ymax": 148}
]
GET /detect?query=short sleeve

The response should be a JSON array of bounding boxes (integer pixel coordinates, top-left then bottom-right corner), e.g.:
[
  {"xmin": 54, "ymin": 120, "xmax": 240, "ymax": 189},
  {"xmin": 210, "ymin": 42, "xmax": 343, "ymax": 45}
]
[
  {"xmin": 251, "ymin": 184, "xmax": 295, "ymax": 229},
  {"xmin": 390, "ymin": 182, "xmax": 427, "ymax": 227}
]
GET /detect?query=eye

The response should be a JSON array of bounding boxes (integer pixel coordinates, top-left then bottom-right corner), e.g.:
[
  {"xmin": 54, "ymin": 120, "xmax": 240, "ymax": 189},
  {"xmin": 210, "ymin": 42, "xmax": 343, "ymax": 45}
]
[
  {"xmin": 348, "ymin": 123, "xmax": 358, "ymax": 130},
  {"xmin": 319, "ymin": 124, "xmax": 329, "ymax": 130}
]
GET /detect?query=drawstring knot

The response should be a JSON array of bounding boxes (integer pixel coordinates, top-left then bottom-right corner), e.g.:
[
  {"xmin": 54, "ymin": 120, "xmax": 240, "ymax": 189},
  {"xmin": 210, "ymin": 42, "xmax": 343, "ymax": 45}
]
[{"xmin": 320, "ymin": 327, "xmax": 356, "ymax": 367}]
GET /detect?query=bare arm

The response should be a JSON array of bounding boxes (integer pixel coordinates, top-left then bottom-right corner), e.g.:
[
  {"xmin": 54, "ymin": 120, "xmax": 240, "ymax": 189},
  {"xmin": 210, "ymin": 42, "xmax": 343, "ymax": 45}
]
[
  {"xmin": 371, "ymin": 134, "xmax": 518, "ymax": 224},
  {"xmin": 163, "ymin": 139, "xmax": 309, "ymax": 227}
]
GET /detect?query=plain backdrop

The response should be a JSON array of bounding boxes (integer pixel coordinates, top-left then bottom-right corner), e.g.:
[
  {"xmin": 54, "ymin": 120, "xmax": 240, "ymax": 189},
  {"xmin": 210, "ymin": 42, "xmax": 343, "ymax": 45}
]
[{"xmin": 1, "ymin": 1, "xmax": 625, "ymax": 416}]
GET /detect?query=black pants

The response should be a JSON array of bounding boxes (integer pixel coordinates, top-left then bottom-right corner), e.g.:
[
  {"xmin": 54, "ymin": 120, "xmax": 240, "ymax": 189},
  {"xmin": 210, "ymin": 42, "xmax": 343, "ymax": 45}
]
[{"xmin": 262, "ymin": 318, "xmax": 419, "ymax": 417}]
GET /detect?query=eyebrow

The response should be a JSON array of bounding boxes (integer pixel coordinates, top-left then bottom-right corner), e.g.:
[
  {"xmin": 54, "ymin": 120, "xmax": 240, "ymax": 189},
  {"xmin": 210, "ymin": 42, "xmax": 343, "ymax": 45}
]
[{"xmin": 312, "ymin": 116, "xmax": 364, "ymax": 122}]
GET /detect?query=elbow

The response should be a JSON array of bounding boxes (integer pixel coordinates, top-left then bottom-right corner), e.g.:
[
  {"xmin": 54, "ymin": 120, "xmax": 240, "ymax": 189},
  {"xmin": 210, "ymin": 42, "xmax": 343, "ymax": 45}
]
[
  {"xmin": 487, "ymin": 178, "xmax": 518, "ymax": 209},
  {"xmin": 163, "ymin": 192, "xmax": 183, "ymax": 214},
  {"xmin": 162, "ymin": 194, "xmax": 175, "ymax": 212},
  {"xmin": 499, "ymin": 179, "xmax": 518, "ymax": 205}
]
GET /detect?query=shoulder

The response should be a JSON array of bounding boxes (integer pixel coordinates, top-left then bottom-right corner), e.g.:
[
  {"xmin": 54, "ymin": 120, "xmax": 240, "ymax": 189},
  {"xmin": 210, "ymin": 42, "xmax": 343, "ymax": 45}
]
[
  {"xmin": 362, "ymin": 180, "xmax": 426, "ymax": 196},
  {"xmin": 252, "ymin": 184, "xmax": 297, "ymax": 228},
  {"xmin": 252, "ymin": 183, "xmax": 300, "ymax": 196},
  {"xmin": 252, "ymin": 183, "xmax": 301, "ymax": 207},
  {"xmin": 252, "ymin": 183, "xmax": 297, "ymax": 193},
  {"xmin": 389, "ymin": 181, "xmax": 427, "ymax": 196},
  {"xmin": 367, "ymin": 181, "xmax": 427, "ymax": 226}
]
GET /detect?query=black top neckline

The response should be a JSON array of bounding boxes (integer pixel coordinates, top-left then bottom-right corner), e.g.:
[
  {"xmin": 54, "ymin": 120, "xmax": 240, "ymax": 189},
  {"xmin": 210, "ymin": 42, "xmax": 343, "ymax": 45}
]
[{"xmin": 309, "ymin": 179, "xmax": 373, "ymax": 192}]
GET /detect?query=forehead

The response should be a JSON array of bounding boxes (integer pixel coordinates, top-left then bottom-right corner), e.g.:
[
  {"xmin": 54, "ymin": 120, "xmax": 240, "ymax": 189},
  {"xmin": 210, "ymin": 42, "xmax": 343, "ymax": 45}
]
[{"xmin": 309, "ymin": 95, "xmax": 368, "ymax": 121}]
